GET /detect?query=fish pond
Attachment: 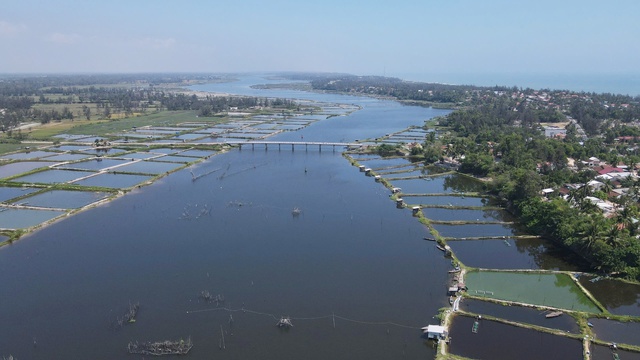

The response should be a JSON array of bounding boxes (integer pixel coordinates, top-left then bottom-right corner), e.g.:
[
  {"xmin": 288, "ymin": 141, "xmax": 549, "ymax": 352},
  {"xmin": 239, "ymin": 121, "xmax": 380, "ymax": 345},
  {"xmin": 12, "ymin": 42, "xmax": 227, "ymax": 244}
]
[
  {"xmin": 458, "ymin": 298, "xmax": 580, "ymax": 333},
  {"xmin": 578, "ymin": 276, "xmax": 640, "ymax": 316},
  {"xmin": 465, "ymin": 271, "xmax": 601, "ymax": 312},
  {"xmin": 448, "ymin": 314, "xmax": 583, "ymax": 360},
  {"xmin": 588, "ymin": 318, "xmax": 640, "ymax": 346}
]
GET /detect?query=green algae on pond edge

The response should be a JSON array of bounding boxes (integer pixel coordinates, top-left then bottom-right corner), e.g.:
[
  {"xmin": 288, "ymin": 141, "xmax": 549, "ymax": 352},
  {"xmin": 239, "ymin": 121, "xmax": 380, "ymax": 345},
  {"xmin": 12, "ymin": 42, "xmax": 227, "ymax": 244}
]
[{"xmin": 465, "ymin": 271, "xmax": 601, "ymax": 313}]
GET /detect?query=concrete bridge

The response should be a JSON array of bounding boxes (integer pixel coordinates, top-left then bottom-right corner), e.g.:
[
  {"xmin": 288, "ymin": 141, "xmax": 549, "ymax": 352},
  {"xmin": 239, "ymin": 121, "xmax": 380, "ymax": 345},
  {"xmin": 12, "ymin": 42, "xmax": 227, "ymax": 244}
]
[
  {"xmin": 227, "ymin": 141, "xmax": 365, "ymax": 151},
  {"xmin": 67, "ymin": 140, "xmax": 366, "ymax": 152}
]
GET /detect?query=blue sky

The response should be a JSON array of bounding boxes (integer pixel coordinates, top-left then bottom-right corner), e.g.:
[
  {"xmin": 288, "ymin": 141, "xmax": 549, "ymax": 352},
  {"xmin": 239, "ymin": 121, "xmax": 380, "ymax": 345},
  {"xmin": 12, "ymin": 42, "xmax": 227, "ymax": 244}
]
[{"xmin": 2, "ymin": 0, "xmax": 639, "ymax": 78}]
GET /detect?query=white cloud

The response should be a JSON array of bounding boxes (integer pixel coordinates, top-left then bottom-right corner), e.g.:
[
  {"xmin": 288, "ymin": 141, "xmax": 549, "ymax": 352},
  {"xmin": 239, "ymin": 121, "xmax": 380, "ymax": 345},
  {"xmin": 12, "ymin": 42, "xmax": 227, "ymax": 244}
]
[
  {"xmin": 139, "ymin": 37, "xmax": 177, "ymax": 49},
  {"xmin": 0, "ymin": 20, "xmax": 27, "ymax": 37},
  {"xmin": 46, "ymin": 32, "xmax": 82, "ymax": 44}
]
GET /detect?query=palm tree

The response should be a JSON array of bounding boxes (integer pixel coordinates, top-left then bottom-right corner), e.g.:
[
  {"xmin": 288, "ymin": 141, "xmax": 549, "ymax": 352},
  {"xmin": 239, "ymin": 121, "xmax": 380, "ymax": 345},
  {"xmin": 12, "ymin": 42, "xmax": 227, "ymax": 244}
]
[
  {"xmin": 579, "ymin": 215, "xmax": 607, "ymax": 253},
  {"xmin": 600, "ymin": 178, "xmax": 614, "ymax": 197}
]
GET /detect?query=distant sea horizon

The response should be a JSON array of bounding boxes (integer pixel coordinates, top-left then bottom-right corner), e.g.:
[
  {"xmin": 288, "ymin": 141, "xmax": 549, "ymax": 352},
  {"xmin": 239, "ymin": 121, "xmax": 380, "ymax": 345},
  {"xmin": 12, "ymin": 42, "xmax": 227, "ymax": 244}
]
[{"xmin": 393, "ymin": 72, "xmax": 640, "ymax": 97}]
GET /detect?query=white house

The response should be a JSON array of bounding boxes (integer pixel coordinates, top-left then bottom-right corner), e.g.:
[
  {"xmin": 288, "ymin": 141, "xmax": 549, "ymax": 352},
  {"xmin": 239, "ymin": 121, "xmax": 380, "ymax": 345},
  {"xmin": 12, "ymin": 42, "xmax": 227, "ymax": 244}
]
[{"xmin": 422, "ymin": 325, "xmax": 447, "ymax": 340}]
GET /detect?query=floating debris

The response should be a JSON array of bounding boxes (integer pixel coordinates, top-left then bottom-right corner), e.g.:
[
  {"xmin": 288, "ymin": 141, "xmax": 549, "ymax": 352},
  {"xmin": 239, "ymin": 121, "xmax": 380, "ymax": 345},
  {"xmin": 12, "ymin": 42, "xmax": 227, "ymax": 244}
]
[
  {"xmin": 114, "ymin": 302, "xmax": 140, "ymax": 328},
  {"xmin": 200, "ymin": 291, "xmax": 225, "ymax": 306},
  {"xmin": 291, "ymin": 207, "xmax": 302, "ymax": 217},
  {"xmin": 179, "ymin": 204, "xmax": 211, "ymax": 220},
  {"xmin": 276, "ymin": 317, "xmax": 294, "ymax": 328},
  {"xmin": 127, "ymin": 337, "xmax": 193, "ymax": 356}
]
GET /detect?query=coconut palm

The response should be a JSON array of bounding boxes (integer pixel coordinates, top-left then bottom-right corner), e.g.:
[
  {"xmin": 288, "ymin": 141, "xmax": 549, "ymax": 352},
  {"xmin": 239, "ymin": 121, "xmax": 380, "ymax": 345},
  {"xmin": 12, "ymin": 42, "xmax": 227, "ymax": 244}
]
[{"xmin": 578, "ymin": 215, "xmax": 607, "ymax": 253}]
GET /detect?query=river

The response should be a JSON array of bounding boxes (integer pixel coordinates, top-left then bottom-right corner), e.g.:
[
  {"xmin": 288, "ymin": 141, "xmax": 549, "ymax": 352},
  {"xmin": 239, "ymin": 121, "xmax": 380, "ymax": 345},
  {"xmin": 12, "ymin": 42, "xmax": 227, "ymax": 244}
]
[
  {"xmin": 0, "ymin": 76, "xmax": 453, "ymax": 359},
  {"xmin": 0, "ymin": 75, "xmax": 625, "ymax": 359}
]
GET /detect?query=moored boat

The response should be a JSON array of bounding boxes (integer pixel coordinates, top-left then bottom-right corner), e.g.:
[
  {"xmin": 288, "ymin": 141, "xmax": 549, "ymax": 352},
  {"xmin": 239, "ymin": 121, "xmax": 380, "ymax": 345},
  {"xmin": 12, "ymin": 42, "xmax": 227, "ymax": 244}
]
[{"xmin": 545, "ymin": 311, "xmax": 563, "ymax": 318}]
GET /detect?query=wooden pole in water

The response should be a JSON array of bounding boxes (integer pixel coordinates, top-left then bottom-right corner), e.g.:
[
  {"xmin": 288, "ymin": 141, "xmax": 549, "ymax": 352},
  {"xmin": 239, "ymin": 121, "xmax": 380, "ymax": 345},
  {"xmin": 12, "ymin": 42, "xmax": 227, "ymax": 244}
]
[{"xmin": 220, "ymin": 325, "xmax": 226, "ymax": 349}]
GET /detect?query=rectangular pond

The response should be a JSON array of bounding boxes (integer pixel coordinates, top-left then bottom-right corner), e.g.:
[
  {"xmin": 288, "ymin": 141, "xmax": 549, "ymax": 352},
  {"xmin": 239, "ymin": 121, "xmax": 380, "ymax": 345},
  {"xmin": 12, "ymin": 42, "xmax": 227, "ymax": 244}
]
[
  {"xmin": 591, "ymin": 343, "xmax": 640, "ymax": 360},
  {"xmin": 403, "ymin": 195, "xmax": 490, "ymax": 207},
  {"xmin": 1, "ymin": 161, "xmax": 54, "ymax": 179},
  {"xmin": 465, "ymin": 271, "xmax": 601, "ymax": 312},
  {"xmin": 0, "ymin": 151, "xmax": 57, "ymax": 161},
  {"xmin": 578, "ymin": 275, "xmax": 640, "ymax": 316},
  {"xmin": 359, "ymin": 157, "xmax": 415, "ymax": 169},
  {"xmin": 117, "ymin": 161, "xmax": 185, "ymax": 175},
  {"xmin": 390, "ymin": 173, "xmax": 485, "ymax": 194},
  {"xmin": 422, "ymin": 208, "xmax": 512, "ymax": 223},
  {"xmin": 59, "ymin": 158, "xmax": 132, "ymax": 171},
  {"xmin": 72, "ymin": 173, "xmax": 153, "ymax": 189},
  {"xmin": 0, "ymin": 208, "xmax": 66, "ymax": 229},
  {"xmin": 458, "ymin": 298, "xmax": 580, "ymax": 333},
  {"xmin": 11, "ymin": 169, "xmax": 92, "ymax": 184},
  {"xmin": 433, "ymin": 223, "xmax": 519, "ymax": 239},
  {"xmin": 15, "ymin": 190, "xmax": 110, "ymax": 209},
  {"xmin": 172, "ymin": 133, "xmax": 207, "ymax": 140},
  {"xmin": 0, "ymin": 186, "xmax": 38, "ymax": 202},
  {"xmin": 152, "ymin": 155, "xmax": 193, "ymax": 163},
  {"xmin": 116, "ymin": 152, "xmax": 160, "ymax": 160},
  {"xmin": 446, "ymin": 238, "xmax": 587, "ymax": 271},
  {"xmin": 588, "ymin": 318, "xmax": 640, "ymax": 346},
  {"xmin": 175, "ymin": 150, "xmax": 216, "ymax": 158},
  {"xmin": 43, "ymin": 153, "xmax": 93, "ymax": 162},
  {"xmin": 448, "ymin": 315, "xmax": 583, "ymax": 360}
]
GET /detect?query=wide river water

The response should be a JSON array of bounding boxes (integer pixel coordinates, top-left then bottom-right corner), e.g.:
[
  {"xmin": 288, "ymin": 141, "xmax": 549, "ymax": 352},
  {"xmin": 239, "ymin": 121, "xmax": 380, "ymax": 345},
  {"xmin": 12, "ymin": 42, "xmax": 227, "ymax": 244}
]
[{"xmin": 0, "ymin": 75, "xmax": 600, "ymax": 359}]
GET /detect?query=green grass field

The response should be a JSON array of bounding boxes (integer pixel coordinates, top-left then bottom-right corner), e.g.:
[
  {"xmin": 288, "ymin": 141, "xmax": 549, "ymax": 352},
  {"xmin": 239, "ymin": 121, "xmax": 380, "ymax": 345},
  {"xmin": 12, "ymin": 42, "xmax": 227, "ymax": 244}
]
[{"xmin": 63, "ymin": 110, "xmax": 221, "ymax": 136}]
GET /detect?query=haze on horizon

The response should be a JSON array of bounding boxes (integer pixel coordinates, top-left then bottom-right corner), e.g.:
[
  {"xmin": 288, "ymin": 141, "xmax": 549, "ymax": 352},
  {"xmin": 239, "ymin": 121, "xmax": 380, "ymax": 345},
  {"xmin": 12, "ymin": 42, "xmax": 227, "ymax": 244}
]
[{"xmin": 2, "ymin": 0, "xmax": 639, "ymax": 85}]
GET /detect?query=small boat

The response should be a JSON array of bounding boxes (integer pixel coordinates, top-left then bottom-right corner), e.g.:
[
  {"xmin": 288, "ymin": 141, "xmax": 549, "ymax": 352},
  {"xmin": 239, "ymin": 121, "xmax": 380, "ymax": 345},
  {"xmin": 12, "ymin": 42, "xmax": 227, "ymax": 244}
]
[
  {"xmin": 448, "ymin": 266, "xmax": 461, "ymax": 273},
  {"xmin": 545, "ymin": 311, "xmax": 563, "ymax": 318},
  {"xmin": 436, "ymin": 244, "xmax": 446, "ymax": 252},
  {"xmin": 471, "ymin": 320, "xmax": 479, "ymax": 333},
  {"xmin": 449, "ymin": 296, "xmax": 455, "ymax": 305}
]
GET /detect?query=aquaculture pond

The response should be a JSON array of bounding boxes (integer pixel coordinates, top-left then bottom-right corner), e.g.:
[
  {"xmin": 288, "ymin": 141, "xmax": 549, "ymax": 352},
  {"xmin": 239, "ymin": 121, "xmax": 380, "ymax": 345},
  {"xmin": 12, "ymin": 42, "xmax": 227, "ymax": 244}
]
[
  {"xmin": 11, "ymin": 169, "xmax": 92, "ymax": 184},
  {"xmin": 421, "ymin": 208, "xmax": 512, "ymax": 223},
  {"xmin": 176, "ymin": 150, "xmax": 216, "ymax": 158},
  {"xmin": 390, "ymin": 173, "xmax": 484, "ymax": 194},
  {"xmin": 0, "ymin": 208, "xmax": 66, "ymax": 229},
  {"xmin": 591, "ymin": 344, "xmax": 640, "ymax": 360},
  {"xmin": 117, "ymin": 152, "xmax": 161, "ymax": 160},
  {"xmin": 119, "ymin": 161, "xmax": 185, "ymax": 175},
  {"xmin": 465, "ymin": 271, "xmax": 601, "ymax": 312},
  {"xmin": 578, "ymin": 276, "xmax": 640, "ymax": 316},
  {"xmin": 402, "ymin": 195, "xmax": 490, "ymax": 207},
  {"xmin": 433, "ymin": 223, "xmax": 519, "ymax": 239},
  {"xmin": 73, "ymin": 173, "xmax": 153, "ymax": 189},
  {"xmin": 60, "ymin": 158, "xmax": 131, "ymax": 171},
  {"xmin": 458, "ymin": 298, "xmax": 580, "ymax": 333},
  {"xmin": 0, "ymin": 151, "xmax": 57, "ymax": 161},
  {"xmin": 46, "ymin": 145, "xmax": 90, "ymax": 152},
  {"xmin": 0, "ymin": 161, "xmax": 54, "ymax": 179},
  {"xmin": 359, "ymin": 157, "xmax": 415, "ymax": 169},
  {"xmin": 588, "ymin": 318, "xmax": 640, "ymax": 346},
  {"xmin": 14, "ymin": 190, "xmax": 110, "ymax": 209},
  {"xmin": 448, "ymin": 315, "xmax": 583, "ymax": 360},
  {"xmin": 0, "ymin": 186, "xmax": 37, "ymax": 202},
  {"xmin": 153, "ymin": 155, "xmax": 193, "ymax": 163},
  {"xmin": 446, "ymin": 238, "xmax": 587, "ymax": 271},
  {"xmin": 42, "ymin": 153, "xmax": 93, "ymax": 162},
  {"xmin": 173, "ymin": 133, "xmax": 207, "ymax": 140}
]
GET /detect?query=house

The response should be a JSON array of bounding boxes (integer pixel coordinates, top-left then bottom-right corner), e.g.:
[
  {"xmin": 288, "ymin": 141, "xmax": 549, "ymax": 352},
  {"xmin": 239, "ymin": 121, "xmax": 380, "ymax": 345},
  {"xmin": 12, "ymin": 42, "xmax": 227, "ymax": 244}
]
[
  {"xmin": 422, "ymin": 325, "xmax": 447, "ymax": 340},
  {"xmin": 541, "ymin": 188, "xmax": 554, "ymax": 197},
  {"xmin": 586, "ymin": 157, "xmax": 602, "ymax": 167}
]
